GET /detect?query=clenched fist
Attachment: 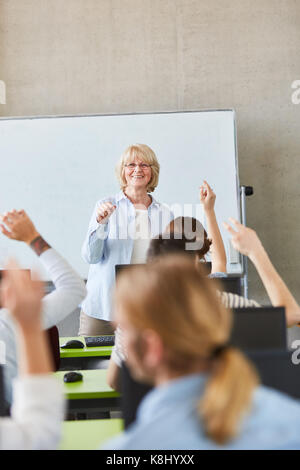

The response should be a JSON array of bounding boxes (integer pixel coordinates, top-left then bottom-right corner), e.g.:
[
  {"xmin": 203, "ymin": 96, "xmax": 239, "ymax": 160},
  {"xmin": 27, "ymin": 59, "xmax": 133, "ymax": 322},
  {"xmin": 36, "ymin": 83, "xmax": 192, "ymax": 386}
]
[{"xmin": 96, "ymin": 202, "xmax": 117, "ymax": 224}]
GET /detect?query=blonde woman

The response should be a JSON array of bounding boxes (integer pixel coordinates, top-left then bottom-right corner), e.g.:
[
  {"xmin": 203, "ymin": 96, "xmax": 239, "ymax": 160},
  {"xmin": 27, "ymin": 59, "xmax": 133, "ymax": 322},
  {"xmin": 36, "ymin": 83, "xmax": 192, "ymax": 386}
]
[
  {"xmin": 80, "ymin": 144, "xmax": 173, "ymax": 335},
  {"xmin": 105, "ymin": 255, "xmax": 300, "ymax": 450}
]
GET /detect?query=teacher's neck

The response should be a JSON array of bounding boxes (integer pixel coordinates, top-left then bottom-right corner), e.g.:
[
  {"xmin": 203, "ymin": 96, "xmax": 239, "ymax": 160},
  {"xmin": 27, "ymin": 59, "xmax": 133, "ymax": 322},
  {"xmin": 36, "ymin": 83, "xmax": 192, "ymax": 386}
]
[{"xmin": 124, "ymin": 187, "xmax": 152, "ymax": 209}]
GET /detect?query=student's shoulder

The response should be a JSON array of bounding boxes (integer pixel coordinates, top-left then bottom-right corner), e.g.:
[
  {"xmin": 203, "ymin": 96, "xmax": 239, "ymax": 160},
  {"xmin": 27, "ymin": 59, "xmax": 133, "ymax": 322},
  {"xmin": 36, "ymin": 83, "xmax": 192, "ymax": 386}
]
[
  {"xmin": 102, "ymin": 428, "xmax": 142, "ymax": 450},
  {"xmin": 247, "ymin": 386, "xmax": 300, "ymax": 446},
  {"xmin": 254, "ymin": 385, "xmax": 300, "ymax": 415}
]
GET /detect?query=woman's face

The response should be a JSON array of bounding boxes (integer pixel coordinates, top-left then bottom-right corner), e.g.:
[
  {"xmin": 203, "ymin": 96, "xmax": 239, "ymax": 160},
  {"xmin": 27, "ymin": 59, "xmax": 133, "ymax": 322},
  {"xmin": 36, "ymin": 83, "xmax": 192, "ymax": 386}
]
[{"xmin": 124, "ymin": 156, "xmax": 152, "ymax": 191}]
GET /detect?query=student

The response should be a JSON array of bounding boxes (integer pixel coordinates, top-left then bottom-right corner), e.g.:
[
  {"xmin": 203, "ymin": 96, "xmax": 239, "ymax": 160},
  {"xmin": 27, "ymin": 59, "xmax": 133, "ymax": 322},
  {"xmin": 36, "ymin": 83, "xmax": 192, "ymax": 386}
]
[
  {"xmin": 0, "ymin": 209, "xmax": 87, "ymax": 403},
  {"xmin": 0, "ymin": 263, "xmax": 65, "ymax": 450},
  {"xmin": 104, "ymin": 256, "xmax": 300, "ymax": 450},
  {"xmin": 224, "ymin": 218, "xmax": 300, "ymax": 326}
]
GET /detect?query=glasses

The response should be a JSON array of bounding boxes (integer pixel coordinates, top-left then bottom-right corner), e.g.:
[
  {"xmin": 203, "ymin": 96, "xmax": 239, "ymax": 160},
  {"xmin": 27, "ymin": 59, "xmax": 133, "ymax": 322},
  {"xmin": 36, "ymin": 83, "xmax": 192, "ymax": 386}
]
[{"xmin": 125, "ymin": 163, "xmax": 152, "ymax": 170}]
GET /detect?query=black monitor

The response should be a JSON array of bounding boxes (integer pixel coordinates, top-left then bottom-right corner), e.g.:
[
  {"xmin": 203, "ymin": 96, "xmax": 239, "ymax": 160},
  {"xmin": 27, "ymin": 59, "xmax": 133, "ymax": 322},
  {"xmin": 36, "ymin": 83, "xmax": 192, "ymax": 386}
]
[
  {"xmin": 115, "ymin": 264, "xmax": 242, "ymax": 295},
  {"xmin": 121, "ymin": 362, "xmax": 152, "ymax": 429},
  {"xmin": 231, "ymin": 307, "xmax": 287, "ymax": 351},
  {"xmin": 246, "ymin": 349, "xmax": 300, "ymax": 400}
]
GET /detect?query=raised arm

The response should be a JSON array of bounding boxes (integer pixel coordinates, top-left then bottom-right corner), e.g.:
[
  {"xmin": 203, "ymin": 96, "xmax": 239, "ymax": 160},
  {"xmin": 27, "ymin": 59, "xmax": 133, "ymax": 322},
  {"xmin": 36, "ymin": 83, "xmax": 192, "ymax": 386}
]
[
  {"xmin": 0, "ymin": 209, "xmax": 87, "ymax": 329},
  {"xmin": 0, "ymin": 262, "xmax": 65, "ymax": 450},
  {"xmin": 81, "ymin": 201, "xmax": 116, "ymax": 264},
  {"xmin": 224, "ymin": 218, "xmax": 300, "ymax": 327},
  {"xmin": 200, "ymin": 181, "xmax": 227, "ymax": 273}
]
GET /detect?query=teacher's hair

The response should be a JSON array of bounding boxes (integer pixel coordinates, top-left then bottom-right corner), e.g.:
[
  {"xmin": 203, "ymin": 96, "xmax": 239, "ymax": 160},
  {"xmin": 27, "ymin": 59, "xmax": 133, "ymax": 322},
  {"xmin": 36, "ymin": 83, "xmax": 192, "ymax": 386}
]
[
  {"xmin": 115, "ymin": 144, "xmax": 160, "ymax": 193},
  {"xmin": 114, "ymin": 255, "xmax": 258, "ymax": 444}
]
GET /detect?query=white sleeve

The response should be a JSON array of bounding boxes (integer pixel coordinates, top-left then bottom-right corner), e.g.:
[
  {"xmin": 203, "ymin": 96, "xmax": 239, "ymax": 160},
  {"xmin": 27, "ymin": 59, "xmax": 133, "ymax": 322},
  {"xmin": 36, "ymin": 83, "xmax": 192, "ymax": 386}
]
[
  {"xmin": 39, "ymin": 248, "xmax": 87, "ymax": 329},
  {"xmin": 110, "ymin": 327, "xmax": 126, "ymax": 367},
  {"xmin": 0, "ymin": 375, "xmax": 65, "ymax": 450},
  {"xmin": 81, "ymin": 201, "xmax": 110, "ymax": 264}
]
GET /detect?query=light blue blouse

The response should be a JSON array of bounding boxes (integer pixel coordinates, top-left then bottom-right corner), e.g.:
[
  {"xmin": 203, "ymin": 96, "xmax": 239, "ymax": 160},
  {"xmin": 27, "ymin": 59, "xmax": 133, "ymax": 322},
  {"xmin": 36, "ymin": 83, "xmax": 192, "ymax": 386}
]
[{"xmin": 81, "ymin": 191, "xmax": 173, "ymax": 321}]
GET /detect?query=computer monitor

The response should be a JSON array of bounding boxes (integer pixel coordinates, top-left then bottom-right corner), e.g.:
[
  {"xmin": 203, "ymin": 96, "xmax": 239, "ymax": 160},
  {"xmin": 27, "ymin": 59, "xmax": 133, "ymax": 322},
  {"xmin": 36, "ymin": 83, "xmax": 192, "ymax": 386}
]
[{"xmin": 231, "ymin": 307, "xmax": 287, "ymax": 350}]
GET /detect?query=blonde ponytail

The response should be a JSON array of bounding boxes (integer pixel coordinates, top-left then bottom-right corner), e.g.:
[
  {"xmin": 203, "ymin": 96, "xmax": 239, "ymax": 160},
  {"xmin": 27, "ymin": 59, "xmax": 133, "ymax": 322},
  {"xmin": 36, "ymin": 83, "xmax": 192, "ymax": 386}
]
[{"xmin": 199, "ymin": 347, "xmax": 259, "ymax": 445}]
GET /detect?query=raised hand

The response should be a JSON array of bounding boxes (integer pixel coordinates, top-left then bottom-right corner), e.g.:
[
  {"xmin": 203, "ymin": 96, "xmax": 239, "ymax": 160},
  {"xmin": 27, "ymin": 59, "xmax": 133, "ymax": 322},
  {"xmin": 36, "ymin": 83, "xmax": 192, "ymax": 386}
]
[
  {"xmin": 223, "ymin": 218, "xmax": 263, "ymax": 258},
  {"xmin": 0, "ymin": 210, "xmax": 40, "ymax": 244},
  {"xmin": 199, "ymin": 180, "xmax": 216, "ymax": 212},
  {"xmin": 96, "ymin": 202, "xmax": 116, "ymax": 224},
  {"xmin": 0, "ymin": 260, "xmax": 44, "ymax": 330}
]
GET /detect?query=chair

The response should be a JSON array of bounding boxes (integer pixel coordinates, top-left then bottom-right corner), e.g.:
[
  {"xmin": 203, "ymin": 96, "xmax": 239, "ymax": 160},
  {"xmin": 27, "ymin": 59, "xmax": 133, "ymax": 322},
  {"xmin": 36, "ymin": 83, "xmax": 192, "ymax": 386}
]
[
  {"xmin": 46, "ymin": 326, "xmax": 60, "ymax": 371},
  {"xmin": 121, "ymin": 362, "xmax": 152, "ymax": 429}
]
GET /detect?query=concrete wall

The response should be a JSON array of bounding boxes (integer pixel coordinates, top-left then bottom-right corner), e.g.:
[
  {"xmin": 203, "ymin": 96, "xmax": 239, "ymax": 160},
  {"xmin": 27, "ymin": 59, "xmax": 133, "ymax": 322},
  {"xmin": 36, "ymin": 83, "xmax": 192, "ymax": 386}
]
[{"xmin": 1, "ymin": 0, "xmax": 300, "ymax": 338}]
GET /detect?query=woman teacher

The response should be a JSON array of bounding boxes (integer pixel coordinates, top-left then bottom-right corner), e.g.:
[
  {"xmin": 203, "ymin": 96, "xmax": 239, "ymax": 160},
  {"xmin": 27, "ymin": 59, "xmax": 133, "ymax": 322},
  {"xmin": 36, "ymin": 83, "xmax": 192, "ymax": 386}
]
[{"xmin": 80, "ymin": 144, "xmax": 173, "ymax": 336}]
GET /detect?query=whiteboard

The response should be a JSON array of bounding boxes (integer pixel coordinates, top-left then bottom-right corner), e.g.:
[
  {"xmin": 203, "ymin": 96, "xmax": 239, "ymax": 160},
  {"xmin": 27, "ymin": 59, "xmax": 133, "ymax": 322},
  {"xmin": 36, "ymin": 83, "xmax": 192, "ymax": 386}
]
[{"xmin": 0, "ymin": 110, "xmax": 242, "ymax": 279}]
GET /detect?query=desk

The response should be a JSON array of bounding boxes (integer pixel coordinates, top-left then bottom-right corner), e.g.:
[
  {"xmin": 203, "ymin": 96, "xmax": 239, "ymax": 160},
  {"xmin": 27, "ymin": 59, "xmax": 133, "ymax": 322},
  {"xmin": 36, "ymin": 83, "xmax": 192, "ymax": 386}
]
[
  {"xmin": 55, "ymin": 369, "xmax": 120, "ymax": 414},
  {"xmin": 59, "ymin": 336, "xmax": 113, "ymax": 370},
  {"xmin": 59, "ymin": 419, "xmax": 123, "ymax": 450}
]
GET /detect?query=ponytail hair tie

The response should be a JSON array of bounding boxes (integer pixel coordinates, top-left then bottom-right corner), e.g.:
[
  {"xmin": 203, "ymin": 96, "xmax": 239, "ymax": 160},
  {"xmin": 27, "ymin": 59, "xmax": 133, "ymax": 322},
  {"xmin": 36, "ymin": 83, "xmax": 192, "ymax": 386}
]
[{"xmin": 211, "ymin": 343, "xmax": 230, "ymax": 359}]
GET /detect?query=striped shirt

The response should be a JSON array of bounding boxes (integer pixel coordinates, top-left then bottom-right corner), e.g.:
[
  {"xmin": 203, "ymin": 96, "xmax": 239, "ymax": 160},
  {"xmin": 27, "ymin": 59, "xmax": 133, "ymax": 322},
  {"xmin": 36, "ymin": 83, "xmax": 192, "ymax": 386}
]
[{"xmin": 218, "ymin": 291, "xmax": 260, "ymax": 309}]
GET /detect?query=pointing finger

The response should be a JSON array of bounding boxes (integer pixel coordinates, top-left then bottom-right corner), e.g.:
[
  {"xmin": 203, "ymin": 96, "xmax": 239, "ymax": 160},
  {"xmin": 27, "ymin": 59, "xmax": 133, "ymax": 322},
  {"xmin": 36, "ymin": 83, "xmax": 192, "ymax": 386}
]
[
  {"xmin": 203, "ymin": 180, "xmax": 212, "ymax": 190},
  {"xmin": 228, "ymin": 218, "xmax": 243, "ymax": 229}
]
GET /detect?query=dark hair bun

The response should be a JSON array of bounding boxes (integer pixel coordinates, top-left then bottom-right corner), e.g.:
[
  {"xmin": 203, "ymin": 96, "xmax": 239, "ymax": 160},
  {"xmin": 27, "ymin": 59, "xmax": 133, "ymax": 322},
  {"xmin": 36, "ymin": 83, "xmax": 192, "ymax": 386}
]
[{"xmin": 147, "ymin": 217, "xmax": 212, "ymax": 262}]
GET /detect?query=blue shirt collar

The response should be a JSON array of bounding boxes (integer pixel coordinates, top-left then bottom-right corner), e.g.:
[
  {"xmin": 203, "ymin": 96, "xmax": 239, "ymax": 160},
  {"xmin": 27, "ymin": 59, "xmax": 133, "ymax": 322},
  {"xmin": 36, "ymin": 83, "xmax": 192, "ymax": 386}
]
[
  {"xmin": 115, "ymin": 191, "xmax": 127, "ymax": 203},
  {"xmin": 116, "ymin": 190, "xmax": 160, "ymax": 208}
]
